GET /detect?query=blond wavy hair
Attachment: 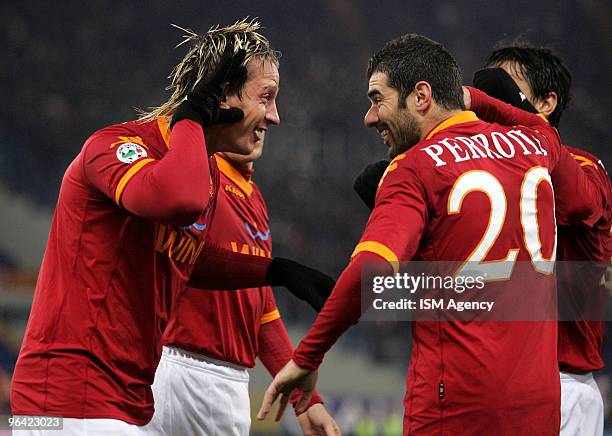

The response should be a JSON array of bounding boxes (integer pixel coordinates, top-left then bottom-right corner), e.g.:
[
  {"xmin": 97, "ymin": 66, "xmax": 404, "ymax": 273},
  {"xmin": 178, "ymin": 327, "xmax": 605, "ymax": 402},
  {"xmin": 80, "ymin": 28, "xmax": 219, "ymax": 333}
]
[{"xmin": 139, "ymin": 18, "xmax": 279, "ymax": 122}]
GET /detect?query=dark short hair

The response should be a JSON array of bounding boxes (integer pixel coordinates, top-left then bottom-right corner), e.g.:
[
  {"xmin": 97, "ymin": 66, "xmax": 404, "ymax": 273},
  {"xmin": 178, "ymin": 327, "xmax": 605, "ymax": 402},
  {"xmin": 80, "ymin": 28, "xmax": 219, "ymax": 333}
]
[
  {"xmin": 486, "ymin": 42, "xmax": 571, "ymax": 127},
  {"xmin": 367, "ymin": 34, "xmax": 465, "ymax": 111}
]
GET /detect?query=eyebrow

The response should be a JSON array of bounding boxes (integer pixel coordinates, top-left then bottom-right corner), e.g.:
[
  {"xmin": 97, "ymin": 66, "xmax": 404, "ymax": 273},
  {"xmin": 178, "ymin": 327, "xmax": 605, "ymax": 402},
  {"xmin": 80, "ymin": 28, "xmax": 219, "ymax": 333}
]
[
  {"xmin": 261, "ymin": 83, "xmax": 279, "ymax": 93},
  {"xmin": 368, "ymin": 89, "xmax": 382, "ymax": 99}
]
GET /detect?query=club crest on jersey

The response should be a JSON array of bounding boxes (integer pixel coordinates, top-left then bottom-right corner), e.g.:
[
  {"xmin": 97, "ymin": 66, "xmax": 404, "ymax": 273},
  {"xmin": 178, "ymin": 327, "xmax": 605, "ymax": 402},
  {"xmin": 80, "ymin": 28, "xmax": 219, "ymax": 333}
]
[
  {"xmin": 183, "ymin": 221, "xmax": 207, "ymax": 238},
  {"xmin": 116, "ymin": 142, "xmax": 148, "ymax": 164},
  {"xmin": 245, "ymin": 222, "xmax": 270, "ymax": 241}
]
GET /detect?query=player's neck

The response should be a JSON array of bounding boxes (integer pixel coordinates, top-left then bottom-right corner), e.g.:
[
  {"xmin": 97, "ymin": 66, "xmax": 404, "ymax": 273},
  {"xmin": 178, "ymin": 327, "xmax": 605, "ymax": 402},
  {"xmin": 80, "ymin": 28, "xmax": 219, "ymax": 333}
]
[
  {"xmin": 219, "ymin": 153, "xmax": 255, "ymax": 171},
  {"xmin": 419, "ymin": 108, "xmax": 464, "ymax": 141},
  {"xmin": 203, "ymin": 129, "xmax": 223, "ymax": 156}
]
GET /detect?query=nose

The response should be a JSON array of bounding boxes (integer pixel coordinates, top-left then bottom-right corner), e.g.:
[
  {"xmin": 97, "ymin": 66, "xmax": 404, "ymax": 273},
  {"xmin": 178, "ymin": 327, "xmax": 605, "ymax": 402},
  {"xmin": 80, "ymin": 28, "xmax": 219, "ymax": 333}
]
[
  {"xmin": 266, "ymin": 101, "xmax": 280, "ymax": 126},
  {"xmin": 364, "ymin": 105, "xmax": 378, "ymax": 128}
]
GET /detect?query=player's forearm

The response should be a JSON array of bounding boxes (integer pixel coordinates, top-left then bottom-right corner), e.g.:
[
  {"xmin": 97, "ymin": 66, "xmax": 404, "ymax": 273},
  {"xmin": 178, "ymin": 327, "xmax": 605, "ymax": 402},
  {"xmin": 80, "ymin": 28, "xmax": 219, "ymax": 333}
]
[
  {"xmin": 188, "ymin": 241, "xmax": 271, "ymax": 290},
  {"xmin": 121, "ymin": 120, "xmax": 211, "ymax": 226},
  {"xmin": 258, "ymin": 319, "xmax": 323, "ymax": 411},
  {"xmin": 293, "ymin": 252, "xmax": 389, "ymax": 370},
  {"xmin": 467, "ymin": 86, "xmax": 549, "ymax": 129},
  {"xmin": 259, "ymin": 319, "xmax": 295, "ymax": 375}
]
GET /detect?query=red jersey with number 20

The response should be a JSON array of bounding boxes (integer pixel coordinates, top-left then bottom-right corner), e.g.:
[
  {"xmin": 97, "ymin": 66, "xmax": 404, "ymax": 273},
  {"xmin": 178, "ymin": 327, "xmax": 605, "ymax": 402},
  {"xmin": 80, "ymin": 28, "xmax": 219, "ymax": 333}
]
[
  {"xmin": 162, "ymin": 154, "xmax": 279, "ymax": 367},
  {"xmin": 354, "ymin": 111, "xmax": 570, "ymax": 435},
  {"xmin": 11, "ymin": 118, "xmax": 219, "ymax": 425}
]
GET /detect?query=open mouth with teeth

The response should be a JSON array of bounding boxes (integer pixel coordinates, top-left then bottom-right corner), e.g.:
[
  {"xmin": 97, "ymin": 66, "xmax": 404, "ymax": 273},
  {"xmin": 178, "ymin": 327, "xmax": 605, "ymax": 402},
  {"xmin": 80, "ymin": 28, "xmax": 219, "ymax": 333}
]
[
  {"xmin": 253, "ymin": 128, "xmax": 266, "ymax": 141},
  {"xmin": 378, "ymin": 126, "xmax": 392, "ymax": 146}
]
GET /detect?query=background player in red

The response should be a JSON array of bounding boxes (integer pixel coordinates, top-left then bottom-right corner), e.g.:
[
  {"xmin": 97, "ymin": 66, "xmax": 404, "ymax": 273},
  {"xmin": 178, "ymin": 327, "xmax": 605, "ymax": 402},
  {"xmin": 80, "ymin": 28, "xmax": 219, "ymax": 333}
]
[
  {"xmin": 474, "ymin": 44, "xmax": 612, "ymax": 436},
  {"xmin": 257, "ymin": 34, "xmax": 604, "ymax": 435},
  {"xmin": 11, "ymin": 20, "xmax": 334, "ymax": 435},
  {"xmin": 147, "ymin": 133, "xmax": 339, "ymax": 435}
]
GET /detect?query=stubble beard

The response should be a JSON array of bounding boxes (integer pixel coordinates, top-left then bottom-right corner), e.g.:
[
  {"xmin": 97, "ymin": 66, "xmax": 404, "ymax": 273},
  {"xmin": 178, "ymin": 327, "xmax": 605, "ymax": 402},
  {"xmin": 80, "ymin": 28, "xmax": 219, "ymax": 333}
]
[{"xmin": 389, "ymin": 110, "xmax": 421, "ymax": 159}]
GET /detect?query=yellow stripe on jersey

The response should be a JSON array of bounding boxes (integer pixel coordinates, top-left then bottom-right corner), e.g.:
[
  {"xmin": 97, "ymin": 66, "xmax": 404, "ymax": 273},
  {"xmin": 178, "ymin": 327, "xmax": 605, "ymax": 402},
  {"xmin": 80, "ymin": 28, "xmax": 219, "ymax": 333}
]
[
  {"xmin": 260, "ymin": 309, "xmax": 280, "ymax": 325},
  {"xmin": 157, "ymin": 117, "xmax": 171, "ymax": 149},
  {"xmin": 352, "ymin": 241, "xmax": 399, "ymax": 273},
  {"xmin": 570, "ymin": 153, "xmax": 597, "ymax": 168},
  {"xmin": 378, "ymin": 153, "xmax": 406, "ymax": 188},
  {"xmin": 114, "ymin": 158, "xmax": 155, "ymax": 204},
  {"xmin": 110, "ymin": 136, "xmax": 150, "ymax": 150},
  {"xmin": 214, "ymin": 154, "xmax": 254, "ymax": 197},
  {"xmin": 537, "ymin": 113, "xmax": 549, "ymax": 122},
  {"xmin": 425, "ymin": 111, "xmax": 479, "ymax": 140}
]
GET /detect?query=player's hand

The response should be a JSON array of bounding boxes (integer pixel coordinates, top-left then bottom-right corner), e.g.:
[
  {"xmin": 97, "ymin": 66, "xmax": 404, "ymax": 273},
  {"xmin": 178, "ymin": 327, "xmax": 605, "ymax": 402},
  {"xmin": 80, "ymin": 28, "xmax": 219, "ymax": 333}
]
[
  {"xmin": 267, "ymin": 258, "xmax": 335, "ymax": 312},
  {"xmin": 472, "ymin": 68, "xmax": 538, "ymax": 113},
  {"xmin": 297, "ymin": 403, "xmax": 341, "ymax": 436},
  {"xmin": 257, "ymin": 360, "xmax": 318, "ymax": 422},
  {"xmin": 171, "ymin": 45, "xmax": 247, "ymax": 128},
  {"xmin": 353, "ymin": 160, "xmax": 390, "ymax": 211}
]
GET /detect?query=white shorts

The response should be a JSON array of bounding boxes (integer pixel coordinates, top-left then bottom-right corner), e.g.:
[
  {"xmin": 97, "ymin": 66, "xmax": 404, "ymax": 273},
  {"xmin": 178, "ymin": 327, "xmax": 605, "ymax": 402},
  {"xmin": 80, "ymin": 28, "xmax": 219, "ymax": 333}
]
[
  {"xmin": 144, "ymin": 346, "xmax": 251, "ymax": 436},
  {"xmin": 11, "ymin": 417, "xmax": 144, "ymax": 435},
  {"xmin": 560, "ymin": 371, "xmax": 604, "ymax": 436}
]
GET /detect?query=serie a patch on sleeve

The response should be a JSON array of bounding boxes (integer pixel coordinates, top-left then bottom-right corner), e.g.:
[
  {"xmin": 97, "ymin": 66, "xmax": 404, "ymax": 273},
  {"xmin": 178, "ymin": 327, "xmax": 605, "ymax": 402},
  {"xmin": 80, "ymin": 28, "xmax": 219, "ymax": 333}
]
[{"xmin": 116, "ymin": 142, "xmax": 148, "ymax": 164}]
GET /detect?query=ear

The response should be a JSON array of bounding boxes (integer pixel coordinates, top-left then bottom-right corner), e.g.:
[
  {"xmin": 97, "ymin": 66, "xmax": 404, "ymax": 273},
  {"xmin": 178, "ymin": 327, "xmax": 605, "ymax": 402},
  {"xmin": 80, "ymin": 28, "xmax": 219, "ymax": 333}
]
[
  {"xmin": 220, "ymin": 82, "xmax": 234, "ymax": 104},
  {"xmin": 536, "ymin": 91, "xmax": 557, "ymax": 119},
  {"xmin": 413, "ymin": 81, "xmax": 433, "ymax": 113}
]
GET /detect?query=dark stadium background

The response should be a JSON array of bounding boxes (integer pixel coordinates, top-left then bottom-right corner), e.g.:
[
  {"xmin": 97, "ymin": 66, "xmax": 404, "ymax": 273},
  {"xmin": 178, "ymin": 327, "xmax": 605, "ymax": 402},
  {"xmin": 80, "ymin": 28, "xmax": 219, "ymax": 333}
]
[{"xmin": 1, "ymin": 1, "xmax": 610, "ymax": 434}]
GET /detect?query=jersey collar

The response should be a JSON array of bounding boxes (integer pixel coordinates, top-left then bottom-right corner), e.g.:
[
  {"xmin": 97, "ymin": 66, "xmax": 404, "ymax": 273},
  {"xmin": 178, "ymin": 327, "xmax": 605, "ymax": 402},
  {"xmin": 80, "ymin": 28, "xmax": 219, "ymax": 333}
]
[
  {"xmin": 214, "ymin": 154, "xmax": 254, "ymax": 197},
  {"xmin": 425, "ymin": 111, "xmax": 479, "ymax": 140}
]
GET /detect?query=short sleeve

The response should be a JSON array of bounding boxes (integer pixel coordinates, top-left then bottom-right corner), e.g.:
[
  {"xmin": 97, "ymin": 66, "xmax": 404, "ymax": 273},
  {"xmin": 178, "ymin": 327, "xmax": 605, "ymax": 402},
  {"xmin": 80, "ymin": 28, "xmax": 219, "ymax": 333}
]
[
  {"xmin": 352, "ymin": 154, "xmax": 428, "ymax": 270},
  {"xmin": 83, "ymin": 132, "xmax": 156, "ymax": 205}
]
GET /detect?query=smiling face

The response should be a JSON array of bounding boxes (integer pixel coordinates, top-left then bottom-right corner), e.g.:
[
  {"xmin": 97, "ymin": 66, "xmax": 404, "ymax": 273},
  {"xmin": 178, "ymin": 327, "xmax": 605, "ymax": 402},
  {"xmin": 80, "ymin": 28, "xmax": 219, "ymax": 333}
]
[
  {"xmin": 216, "ymin": 56, "xmax": 280, "ymax": 155},
  {"xmin": 364, "ymin": 71, "xmax": 421, "ymax": 158},
  {"xmin": 220, "ymin": 130, "xmax": 266, "ymax": 169}
]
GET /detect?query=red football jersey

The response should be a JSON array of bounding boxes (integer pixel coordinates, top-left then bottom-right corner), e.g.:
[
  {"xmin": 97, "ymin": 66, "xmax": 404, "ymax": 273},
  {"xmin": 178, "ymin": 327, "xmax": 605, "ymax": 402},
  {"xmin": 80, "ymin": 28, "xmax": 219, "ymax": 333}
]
[
  {"xmin": 294, "ymin": 94, "xmax": 602, "ymax": 435},
  {"xmin": 162, "ymin": 154, "xmax": 279, "ymax": 367},
  {"xmin": 557, "ymin": 146, "xmax": 612, "ymax": 373},
  {"xmin": 11, "ymin": 118, "xmax": 219, "ymax": 425},
  {"xmin": 353, "ymin": 112, "xmax": 565, "ymax": 434}
]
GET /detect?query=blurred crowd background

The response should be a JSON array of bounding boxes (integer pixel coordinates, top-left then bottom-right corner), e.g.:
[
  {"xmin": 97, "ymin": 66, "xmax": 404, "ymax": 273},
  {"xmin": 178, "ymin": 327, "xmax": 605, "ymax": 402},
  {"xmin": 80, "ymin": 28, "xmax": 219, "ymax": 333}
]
[{"xmin": 1, "ymin": 1, "xmax": 611, "ymax": 434}]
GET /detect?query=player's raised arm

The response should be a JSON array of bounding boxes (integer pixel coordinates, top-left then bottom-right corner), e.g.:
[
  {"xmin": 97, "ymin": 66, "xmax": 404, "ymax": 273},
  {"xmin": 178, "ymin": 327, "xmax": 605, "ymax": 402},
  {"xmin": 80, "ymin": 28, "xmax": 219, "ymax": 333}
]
[
  {"xmin": 84, "ymin": 47, "xmax": 246, "ymax": 227},
  {"xmin": 467, "ymin": 69, "xmax": 605, "ymax": 227},
  {"xmin": 465, "ymin": 85, "xmax": 548, "ymax": 130}
]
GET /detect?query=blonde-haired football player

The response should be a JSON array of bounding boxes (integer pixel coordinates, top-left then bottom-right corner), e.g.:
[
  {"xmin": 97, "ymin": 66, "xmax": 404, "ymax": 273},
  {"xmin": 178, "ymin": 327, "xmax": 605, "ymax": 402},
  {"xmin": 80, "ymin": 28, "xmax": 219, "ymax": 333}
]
[{"xmin": 11, "ymin": 19, "xmax": 334, "ymax": 436}]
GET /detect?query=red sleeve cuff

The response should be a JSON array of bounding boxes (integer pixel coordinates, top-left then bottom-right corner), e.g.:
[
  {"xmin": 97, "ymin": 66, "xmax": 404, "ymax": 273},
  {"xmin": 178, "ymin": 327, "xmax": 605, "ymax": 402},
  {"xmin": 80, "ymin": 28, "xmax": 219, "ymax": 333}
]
[
  {"xmin": 290, "ymin": 389, "xmax": 324, "ymax": 415},
  {"xmin": 292, "ymin": 352, "xmax": 320, "ymax": 371}
]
